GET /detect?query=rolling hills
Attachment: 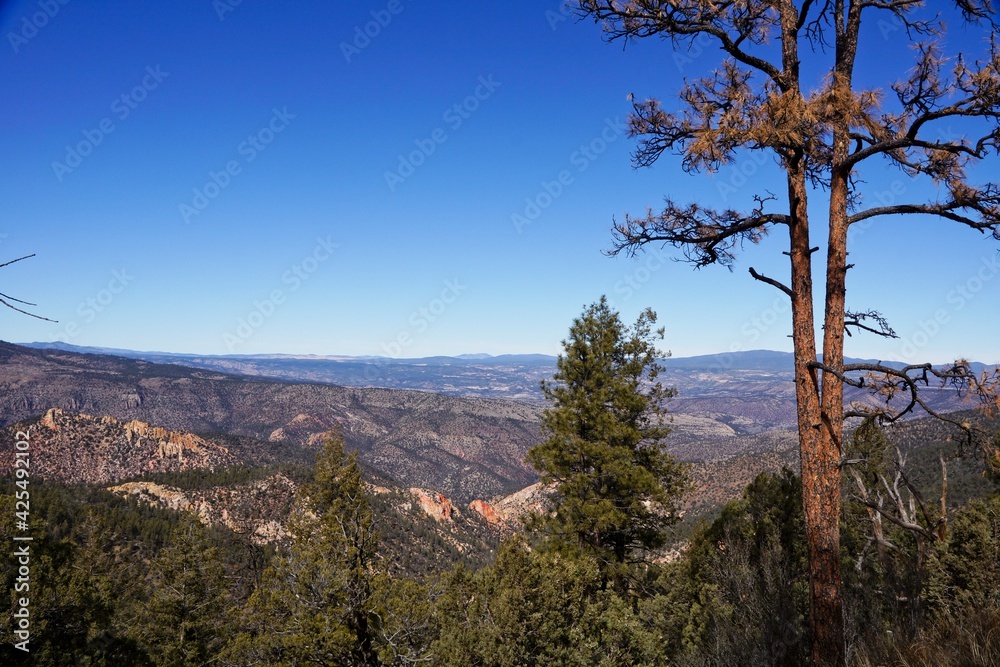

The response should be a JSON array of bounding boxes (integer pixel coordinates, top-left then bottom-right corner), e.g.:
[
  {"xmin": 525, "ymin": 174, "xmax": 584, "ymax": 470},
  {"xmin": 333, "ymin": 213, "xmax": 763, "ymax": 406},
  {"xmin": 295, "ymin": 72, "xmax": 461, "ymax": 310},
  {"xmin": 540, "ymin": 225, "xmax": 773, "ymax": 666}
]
[{"xmin": 0, "ymin": 342, "xmax": 539, "ymax": 503}]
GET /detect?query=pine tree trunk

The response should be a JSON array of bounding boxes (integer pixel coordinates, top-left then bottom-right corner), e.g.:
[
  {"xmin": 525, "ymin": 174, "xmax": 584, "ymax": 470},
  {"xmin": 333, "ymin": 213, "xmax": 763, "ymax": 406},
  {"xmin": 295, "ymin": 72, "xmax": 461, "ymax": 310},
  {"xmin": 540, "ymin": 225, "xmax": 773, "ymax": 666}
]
[
  {"xmin": 806, "ymin": 64, "xmax": 857, "ymax": 666},
  {"xmin": 786, "ymin": 149, "xmax": 845, "ymax": 666}
]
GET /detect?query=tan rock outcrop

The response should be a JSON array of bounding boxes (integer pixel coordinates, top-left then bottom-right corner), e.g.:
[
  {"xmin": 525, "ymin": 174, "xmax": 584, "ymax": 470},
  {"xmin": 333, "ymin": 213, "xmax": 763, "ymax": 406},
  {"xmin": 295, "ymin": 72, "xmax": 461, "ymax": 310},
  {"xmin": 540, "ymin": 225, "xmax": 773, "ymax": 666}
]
[
  {"xmin": 4, "ymin": 410, "xmax": 235, "ymax": 485},
  {"xmin": 40, "ymin": 408, "xmax": 61, "ymax": 431},
  {"xmin": 109, "ymin": 481, "xmax": 193, "ymax": 512},
  {"xmin": 492, "ymin": 482, "xmax": 549, "ymax": 526},
  {"xmin": 108, "ymin": 474, "xmax": 296, "ymax": 545},
  {"xmin": 122, "ymin": 418, "xmax": 219, "ymax": 462}
]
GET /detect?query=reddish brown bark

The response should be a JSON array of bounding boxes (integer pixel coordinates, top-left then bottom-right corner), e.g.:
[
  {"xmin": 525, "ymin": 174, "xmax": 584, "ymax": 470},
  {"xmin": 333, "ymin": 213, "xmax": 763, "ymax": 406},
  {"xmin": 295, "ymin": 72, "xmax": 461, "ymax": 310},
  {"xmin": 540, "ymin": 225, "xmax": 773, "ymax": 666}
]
[
  {"xmin": 778, "ymin": 4, "xmax": 846, "ymax": 663},
  {"xmin": 786, "ymin": 153, "xmax": 845, "ymax": 667},
  {"xmin": 807, "ymin": 7, "xmax": 862, "ymax": 659}
]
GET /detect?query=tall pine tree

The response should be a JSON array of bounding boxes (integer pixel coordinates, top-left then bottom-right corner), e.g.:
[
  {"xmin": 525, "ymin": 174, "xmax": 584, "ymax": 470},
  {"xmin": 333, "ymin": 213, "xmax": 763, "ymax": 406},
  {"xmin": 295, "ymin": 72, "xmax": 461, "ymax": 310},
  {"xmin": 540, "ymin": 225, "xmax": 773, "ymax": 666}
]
[{"xmin": 527, "ymin": 297, "xmax": 690, "ymax": 587}]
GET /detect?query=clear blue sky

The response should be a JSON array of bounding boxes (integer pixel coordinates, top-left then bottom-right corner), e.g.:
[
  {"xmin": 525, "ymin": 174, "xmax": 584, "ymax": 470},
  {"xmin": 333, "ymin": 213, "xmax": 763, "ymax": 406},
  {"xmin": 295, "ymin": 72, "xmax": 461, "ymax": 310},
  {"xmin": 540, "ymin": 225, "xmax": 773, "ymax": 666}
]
[{"xmin": 1, "ymin": 1, "xmax": 998, "ymax": 363}]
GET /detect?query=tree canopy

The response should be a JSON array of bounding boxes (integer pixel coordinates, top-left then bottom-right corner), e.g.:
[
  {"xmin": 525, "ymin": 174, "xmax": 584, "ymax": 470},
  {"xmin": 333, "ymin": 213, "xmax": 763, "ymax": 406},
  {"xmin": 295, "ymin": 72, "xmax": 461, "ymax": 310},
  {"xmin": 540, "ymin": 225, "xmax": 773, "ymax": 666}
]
[{"xmin": 527, "ymin": 297, "xmax": 690, "ymax": 587}]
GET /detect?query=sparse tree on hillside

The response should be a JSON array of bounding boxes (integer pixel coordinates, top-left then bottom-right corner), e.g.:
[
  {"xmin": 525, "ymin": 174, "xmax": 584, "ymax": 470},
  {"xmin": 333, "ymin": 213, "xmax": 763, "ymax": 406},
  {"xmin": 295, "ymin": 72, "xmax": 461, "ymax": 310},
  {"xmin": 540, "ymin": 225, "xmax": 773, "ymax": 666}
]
[
  {"xmin": 574, "ymin": 2, "xmax": 1000, "ymax": 663},
  {"xmin": 230, "ymin": 431, "xmax": 383, "ymax": 666},
  {"xmin": 677, "ymin": 469, "xmax": 810, "ymax": 667},
  {"xmin": 527, "ymin": 297, "xmax": 690, "ymax": 590}
]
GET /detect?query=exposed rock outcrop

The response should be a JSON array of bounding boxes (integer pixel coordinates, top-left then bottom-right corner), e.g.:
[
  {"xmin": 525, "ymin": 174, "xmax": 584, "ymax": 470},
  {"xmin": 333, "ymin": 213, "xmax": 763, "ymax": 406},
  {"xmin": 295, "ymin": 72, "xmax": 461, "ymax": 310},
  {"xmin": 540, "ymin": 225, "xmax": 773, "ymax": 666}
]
[
  {"xmin": 0, "ymin": 342, "xmax": 543, "ymax": 504},
  {"xmin": 491, "ymin": 482, "xmax": 549, "ymax": 527},
  {"xmin": 409, "ymin": 487, "xmax": 455, "ymax": 523},
  {"xmin": 467, "ymin": 499, "xmax": 502, "ymax": 527},
  {"xmin": 0, "ymin": 409, "xmax": 235, "ymax": 485},
  {"xmin": 40, "ymin": 408, "xmax": 59, "ymax": 431},
  {"xmin": 108, "ymin": 474, "xmax": 297, "ymax": 544},
  {"xmin": 268, "ymin": 413, "xmax": 346, "ymax": 447},
  {"xmin": 111, "ymin": 481, "xmax": 193, "ymax": 512}
]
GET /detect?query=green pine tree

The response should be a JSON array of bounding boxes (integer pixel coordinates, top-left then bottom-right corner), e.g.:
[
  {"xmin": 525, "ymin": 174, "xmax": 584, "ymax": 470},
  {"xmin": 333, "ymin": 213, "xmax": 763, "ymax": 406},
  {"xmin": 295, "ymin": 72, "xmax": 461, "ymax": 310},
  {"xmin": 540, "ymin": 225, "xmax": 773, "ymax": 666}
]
[
  {"xmin": 133, "ymin": 519, "xmax": 235, "ymax": 666},
  {"xmin": 227, "ymin": 430, "xmax": 433, "ymax": 667},
  {"xmin": 432, "ymin": 537, "xmax": 664, "ymax": 667},
  {"xmin": 527, "ymin": 297, "xmax": 690, "ymax": 587}
]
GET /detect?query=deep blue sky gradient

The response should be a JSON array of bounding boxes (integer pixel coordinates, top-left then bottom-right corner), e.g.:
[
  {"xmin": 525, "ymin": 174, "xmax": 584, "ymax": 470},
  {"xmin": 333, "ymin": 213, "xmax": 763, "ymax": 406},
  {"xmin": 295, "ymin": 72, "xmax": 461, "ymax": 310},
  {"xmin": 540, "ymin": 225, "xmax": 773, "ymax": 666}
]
[{"xmin": 1, "ymin": 0, "xmax": 998, "ymax": 363}]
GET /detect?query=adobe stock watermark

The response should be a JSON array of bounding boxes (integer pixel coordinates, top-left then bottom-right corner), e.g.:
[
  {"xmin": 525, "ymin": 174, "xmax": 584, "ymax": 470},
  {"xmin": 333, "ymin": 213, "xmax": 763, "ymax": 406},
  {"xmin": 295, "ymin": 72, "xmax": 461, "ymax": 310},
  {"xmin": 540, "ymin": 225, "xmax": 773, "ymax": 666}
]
[
  {"xmin": 673, "ymin": 32, "xmax": 715, "ymax": 73},
  {"xmin": 179, "ymin": 107, "xmax": 295, "ymax": 224},
  {"xmin": 213, "ymin": 0, "xmax": 245, "ymax": 21},
  {"xmin": 340, "ymin": 0, "xmax": 406, "ymax": 63},
  {"xmin": 380, "ymin": 279, "xmax": 467, "ymax": 357},
  {"xmin": 848, "ymin": 125, "xmax": 956, "ymax": 243},
  {"xmin": 847, "ymin": 179, "xmax": 908, "ymax": 244},
  {"xmin": 223, "ymin": 236, "xmax": 339, "ymax": 351},
  {"xmin": 896, "ymin": 252, "xmax": 1000, "ymax": 361},
  {"xmin": 49, "ymin": 269, "xmax": 135, "ymax": 343},
  {"xmin": 384, "ymin": 75, "xmax": 501, "ymax": 192},
  {"xmin": 511, "ymin": 117, "xmax": 625, "ymax": 233},
  {"xmin": 7, "ymin": 0, "xmax": 70, "ymax": 54},
  {"xmin": 545, "ymin": 1, "xmax": 573, "ymax": 30},
  {"xmin": 607, "ymin": 246, "xmax": 671, "ymax": 308},
  {"xmin": 51, "ymin": 66, "xmax": 169, "ymax": 182},
  {"xmin": 715, "ymin": 151, "xmax": 774, "ymax": 202},
  {"xmin": 875, "ymin": 10, "xmax": 929, "ymax": 40},
  {"xmin": 10, "ymin": 427, "xmax": 32, "ymax": 653}
]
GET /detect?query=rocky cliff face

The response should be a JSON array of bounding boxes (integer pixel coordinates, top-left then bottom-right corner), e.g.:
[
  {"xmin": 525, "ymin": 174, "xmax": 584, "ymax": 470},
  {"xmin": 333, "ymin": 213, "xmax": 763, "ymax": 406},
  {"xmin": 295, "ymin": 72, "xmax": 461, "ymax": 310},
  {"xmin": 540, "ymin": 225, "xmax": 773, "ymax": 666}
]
[
  {"xmin": 467, "ymin": 499, "xmax": 502, "ymax": 527},
  {"xmin": 2, "ymin": 403, "xmax": 508, "ymax": 569},
  {"xmin": 2, "ymin": 408, "xmax": 235, "ymax": 484}
]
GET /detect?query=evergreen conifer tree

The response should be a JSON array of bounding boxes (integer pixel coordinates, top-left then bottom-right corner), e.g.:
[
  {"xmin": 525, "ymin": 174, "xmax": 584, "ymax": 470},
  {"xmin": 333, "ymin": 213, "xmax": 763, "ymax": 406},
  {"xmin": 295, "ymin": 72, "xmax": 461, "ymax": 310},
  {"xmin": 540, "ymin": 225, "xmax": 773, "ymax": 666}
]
[{"xmin": 527, "ymin": 297, "xmax": 690, "ymax": 587}]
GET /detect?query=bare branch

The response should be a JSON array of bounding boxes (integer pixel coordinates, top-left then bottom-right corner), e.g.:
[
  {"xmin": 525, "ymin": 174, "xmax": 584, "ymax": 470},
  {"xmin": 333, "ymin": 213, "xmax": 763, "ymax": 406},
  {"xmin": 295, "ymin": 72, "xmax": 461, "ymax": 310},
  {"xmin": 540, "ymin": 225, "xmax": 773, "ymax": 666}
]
[
  {"xmin": 0, "ymin": 254, "xmax": 37, "ymax": 270},
  {"xmin": 848, "ymin": 39, "xmax": 1000, "ymax": 175},
  {"xmin": 0, "ymin": 297, "xmax": 56, "ymax": 322},
  {"xmin": 843, "ymin": 309, "xmax": 898, "ymax": 339},
  {"xmin": 748, "ymin": 266, "xmax": 793, "ymax": 297},
  {"xmin": 576, "ymin": 1, "xmax": 785, "ymax": 86},
  {"xmin": 0, "ymin": 254, "xmax": 56, "ymax": 322},
  {"xmin": 811, "ymin": 359, "xmax": 1000, "ymax": 443},
  {"xmin": 847, "ymin": 189, "xmax": 1000, "ymax": 236},
  {"xmin": 0, "ymin": 291, "xmax": 37, "ymax": 307},
  {"xmin": 608, "ymin": 193, "xmax": 788, "ymax": 267},
  {"xmin": 857, "ymin": 0, "xmax": 940, "ymax": 36}
]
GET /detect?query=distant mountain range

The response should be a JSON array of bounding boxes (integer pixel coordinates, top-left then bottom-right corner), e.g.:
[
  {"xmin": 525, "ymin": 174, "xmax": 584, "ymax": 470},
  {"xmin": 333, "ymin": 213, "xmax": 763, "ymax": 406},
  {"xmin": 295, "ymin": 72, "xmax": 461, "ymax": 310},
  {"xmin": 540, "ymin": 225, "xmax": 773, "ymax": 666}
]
[
  {"xmin": 26, "ymin": 341, "xmax": 993, "ymax": 375},
  {"xmin": 22, "ymin": 342, "xmax": 559, "ymax": 366},
  {"xmin": 21, "ymin": 342, "xmax": 561, "ymax": 403},
  {"xmin": 14, "ymin": 341, "xmax": 993, "ymax": 452}
]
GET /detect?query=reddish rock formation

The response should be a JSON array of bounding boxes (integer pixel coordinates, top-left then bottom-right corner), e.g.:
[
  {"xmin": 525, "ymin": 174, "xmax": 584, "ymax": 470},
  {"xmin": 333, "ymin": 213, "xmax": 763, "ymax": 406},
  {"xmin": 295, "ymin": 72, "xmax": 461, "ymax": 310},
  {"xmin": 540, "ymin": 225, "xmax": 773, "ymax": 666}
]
[
  {"xmin": 40, "ymin": 408, "xmax": 60, "ymax": 431},
  {"xmin": 409, "ymin": 487, "xmax": 455, "ymax": 522},
  {"xmin": 467, "ymin": 499, "xmax": 502, "ymax": 527}
]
